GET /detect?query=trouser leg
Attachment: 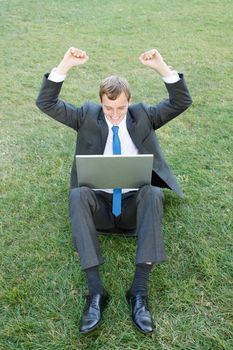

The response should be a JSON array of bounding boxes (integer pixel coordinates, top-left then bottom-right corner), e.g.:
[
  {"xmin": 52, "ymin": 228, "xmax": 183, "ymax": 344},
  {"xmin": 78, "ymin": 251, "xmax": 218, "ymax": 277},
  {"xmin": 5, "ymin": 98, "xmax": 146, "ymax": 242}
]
[
  {"xmin": 69, "ymin": 187, "xmax": 107, "ymax": 270},
  {"xmin": 135, "ymin": 185, "xmax": 167, "ymax": 265}
]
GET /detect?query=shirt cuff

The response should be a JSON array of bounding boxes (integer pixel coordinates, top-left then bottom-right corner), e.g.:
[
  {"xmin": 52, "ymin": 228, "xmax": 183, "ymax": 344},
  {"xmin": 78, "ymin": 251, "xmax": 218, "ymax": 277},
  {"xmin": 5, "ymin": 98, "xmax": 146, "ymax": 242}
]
[
  {"xmin": 48, "ymin": 68, "xmax": 66, "ymax": 83},
  {"xmin": 162, "ymin": 70, "xmax": 180, "ymax": 84}
]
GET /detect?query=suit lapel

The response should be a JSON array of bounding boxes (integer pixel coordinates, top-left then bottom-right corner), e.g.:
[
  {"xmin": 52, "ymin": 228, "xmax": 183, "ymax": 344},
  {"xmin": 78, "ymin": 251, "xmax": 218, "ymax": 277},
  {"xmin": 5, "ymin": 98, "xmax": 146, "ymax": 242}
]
[
  {"xmin": 126, "ymin": 112, "xmax": 144, "ymax": 153},
  {"xmin": 98, "ymin": 110, "xmax": 109, "ymax": 153}
]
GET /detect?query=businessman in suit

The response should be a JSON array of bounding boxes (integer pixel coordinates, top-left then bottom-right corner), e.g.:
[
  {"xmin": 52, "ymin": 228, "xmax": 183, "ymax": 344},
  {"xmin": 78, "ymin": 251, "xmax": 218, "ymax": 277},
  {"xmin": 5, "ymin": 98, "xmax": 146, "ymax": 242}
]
[{"xmin": 36, "ymin": 47, "xmax": 192, "ymax": 334}]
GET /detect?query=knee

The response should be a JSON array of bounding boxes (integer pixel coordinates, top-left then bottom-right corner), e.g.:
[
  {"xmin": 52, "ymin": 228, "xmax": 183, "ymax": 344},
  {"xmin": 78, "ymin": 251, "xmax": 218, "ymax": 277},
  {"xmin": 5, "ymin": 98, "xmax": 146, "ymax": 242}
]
[
  {"xmin": 137, "ymin": 185, "xmax": 164, "ymax": 203},
  {"xmin": 150, "ymin": 186, "xmax": 164, "ymax": 201},
  {"xmin": 69, "ymin": 186, "xmax": 93, "ymax": 203}
]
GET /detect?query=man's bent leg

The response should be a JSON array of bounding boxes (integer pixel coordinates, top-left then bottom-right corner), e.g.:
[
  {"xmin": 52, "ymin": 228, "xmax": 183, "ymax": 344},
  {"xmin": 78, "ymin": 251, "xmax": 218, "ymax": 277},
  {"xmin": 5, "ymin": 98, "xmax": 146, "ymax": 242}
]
[
  {"xmin": 126, "ymin": 186, "xmax": 166, "ymax": 334},
  {"xmin": 69, "ymin": 187, "xmax": 110, "ymax": 334}
]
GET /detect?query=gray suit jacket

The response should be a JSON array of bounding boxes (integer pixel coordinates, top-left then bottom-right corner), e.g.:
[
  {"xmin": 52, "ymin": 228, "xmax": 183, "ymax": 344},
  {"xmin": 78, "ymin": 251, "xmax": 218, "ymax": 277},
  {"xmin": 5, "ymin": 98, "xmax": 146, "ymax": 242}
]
[{"xmin": 36, "ymin": 73, "xmax": 192, "ymax": 196}]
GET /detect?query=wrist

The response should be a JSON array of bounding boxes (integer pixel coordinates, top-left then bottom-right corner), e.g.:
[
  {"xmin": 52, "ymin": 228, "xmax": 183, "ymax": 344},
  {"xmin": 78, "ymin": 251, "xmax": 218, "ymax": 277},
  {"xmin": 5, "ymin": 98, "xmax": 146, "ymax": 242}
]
[
  {"xmin": 156, "ymin": 63, "xmax": 173, "ymax": 78},
  {"xmin": 56, "ymin": 60, "xmax": 72, "ymax": 75}
]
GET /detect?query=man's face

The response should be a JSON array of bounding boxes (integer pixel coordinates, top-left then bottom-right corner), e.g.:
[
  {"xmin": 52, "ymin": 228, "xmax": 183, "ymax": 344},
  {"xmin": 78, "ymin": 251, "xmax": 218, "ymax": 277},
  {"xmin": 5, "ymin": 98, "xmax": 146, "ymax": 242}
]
[{"xmin": 101, "ymin": 92, "xmax": 130, "ymax": 125}]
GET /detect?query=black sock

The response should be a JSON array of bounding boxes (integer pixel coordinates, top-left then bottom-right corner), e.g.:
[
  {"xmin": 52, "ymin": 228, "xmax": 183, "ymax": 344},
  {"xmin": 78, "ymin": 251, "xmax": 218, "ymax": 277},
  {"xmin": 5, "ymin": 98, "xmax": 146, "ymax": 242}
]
[
  {"xmin": 84, "ymin": 265, "xmax": 105, "ymax": 296},
  {"xmin": 129, "ymin": 263, "xmax": 153, "ymax": 296}
]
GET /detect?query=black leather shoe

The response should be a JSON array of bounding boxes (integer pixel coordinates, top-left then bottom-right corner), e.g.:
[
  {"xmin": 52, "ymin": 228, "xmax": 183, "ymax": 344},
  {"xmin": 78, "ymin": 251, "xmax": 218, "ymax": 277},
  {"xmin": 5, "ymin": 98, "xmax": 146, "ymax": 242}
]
[
  {"xmin": 79, "ymin": 292, "xmax": 109, "ymax": 334},
  {"xmin": 126, "ymin": 291, "xmax": 154, "ymax": 334}
]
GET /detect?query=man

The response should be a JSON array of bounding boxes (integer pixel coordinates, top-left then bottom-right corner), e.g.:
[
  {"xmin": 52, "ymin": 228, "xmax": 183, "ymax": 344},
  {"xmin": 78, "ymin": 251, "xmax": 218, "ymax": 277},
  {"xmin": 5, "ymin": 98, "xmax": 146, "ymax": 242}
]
[{"xmin": 36, "ymin": 47, "xmax": 192, "ymax": 334}]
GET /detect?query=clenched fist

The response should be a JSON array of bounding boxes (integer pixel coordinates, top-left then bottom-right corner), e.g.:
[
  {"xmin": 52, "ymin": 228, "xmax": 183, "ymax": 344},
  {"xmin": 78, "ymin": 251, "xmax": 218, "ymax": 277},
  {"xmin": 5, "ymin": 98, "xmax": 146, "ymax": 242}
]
[
  {"xmin": 56, "ymin": 47, "xmax": 89, "ymax": 75},
  {"xmin": 139, "ymin": 49, "xmax": 172, "ymax": 77}
]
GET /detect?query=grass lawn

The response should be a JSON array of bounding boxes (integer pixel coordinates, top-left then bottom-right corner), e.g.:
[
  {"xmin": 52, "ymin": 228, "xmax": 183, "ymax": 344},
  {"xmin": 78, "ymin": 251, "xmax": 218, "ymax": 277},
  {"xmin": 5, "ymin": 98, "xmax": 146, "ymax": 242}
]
[{"xmin": 1, "ymin": 0, "xmax": 232, "ymax": 349}]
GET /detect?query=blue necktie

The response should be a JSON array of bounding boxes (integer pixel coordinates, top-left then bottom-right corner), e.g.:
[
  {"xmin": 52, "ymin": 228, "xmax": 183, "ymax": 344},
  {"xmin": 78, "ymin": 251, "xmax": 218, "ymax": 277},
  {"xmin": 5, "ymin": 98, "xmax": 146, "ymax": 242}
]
[{"xmin": 112, "ymin": 126, "xmax": 122, "ymax": 216}]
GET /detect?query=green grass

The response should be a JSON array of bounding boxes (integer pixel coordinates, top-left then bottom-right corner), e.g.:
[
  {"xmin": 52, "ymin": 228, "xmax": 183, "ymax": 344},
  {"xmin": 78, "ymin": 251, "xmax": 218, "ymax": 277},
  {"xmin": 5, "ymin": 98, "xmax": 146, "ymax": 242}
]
[{"xmin": 1, "ymin": 0, "xmax": 233, "ymax": 349}]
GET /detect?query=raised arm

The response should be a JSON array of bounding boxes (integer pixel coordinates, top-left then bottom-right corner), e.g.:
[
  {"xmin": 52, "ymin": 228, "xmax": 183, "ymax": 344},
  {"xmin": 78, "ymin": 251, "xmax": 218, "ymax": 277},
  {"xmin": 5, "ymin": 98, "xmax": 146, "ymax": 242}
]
[
  {"xmin": 139, "ymin": 49, "xmax": 192, "ymax": 129},
  {"xmin": 36, "ymin": 47, "xmax": 89, "ymax": 130}
]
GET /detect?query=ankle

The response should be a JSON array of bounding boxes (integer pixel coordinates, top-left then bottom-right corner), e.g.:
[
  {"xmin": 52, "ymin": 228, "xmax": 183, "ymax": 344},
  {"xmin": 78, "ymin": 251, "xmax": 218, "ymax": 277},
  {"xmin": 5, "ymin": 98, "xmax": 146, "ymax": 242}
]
[
  {"xmin": 129, "ymin": 263, "xmax": 152, "ymax": 296},
  {"xmin": 84, "ymin": 265, "xmax": 104, "ymax": 296}
]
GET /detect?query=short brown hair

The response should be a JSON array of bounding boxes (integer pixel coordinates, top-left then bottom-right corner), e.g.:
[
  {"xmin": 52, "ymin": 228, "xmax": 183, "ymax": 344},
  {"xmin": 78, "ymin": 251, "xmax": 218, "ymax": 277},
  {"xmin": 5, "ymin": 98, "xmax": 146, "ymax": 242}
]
[{"xmin": 99, "ymin": 75, "xmax": 131, "ymax": 101}]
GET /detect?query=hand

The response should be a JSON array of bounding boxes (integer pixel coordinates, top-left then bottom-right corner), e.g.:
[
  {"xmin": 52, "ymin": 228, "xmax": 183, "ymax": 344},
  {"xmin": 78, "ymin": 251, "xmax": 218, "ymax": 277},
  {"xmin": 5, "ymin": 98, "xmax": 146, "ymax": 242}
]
[
  {"xmin": 139, "ymin": 49, "xmax": 172, "ymax": 77},
  {"xmin": 56, "ymin": 47, "xmax": 89, "ymax": 75}
]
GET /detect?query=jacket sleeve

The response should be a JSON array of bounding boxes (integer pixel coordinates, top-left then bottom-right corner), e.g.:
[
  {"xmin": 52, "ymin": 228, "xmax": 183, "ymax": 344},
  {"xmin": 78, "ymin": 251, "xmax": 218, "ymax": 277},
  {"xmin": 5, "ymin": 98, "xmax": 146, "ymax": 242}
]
[
  {"xmin": 36, "ymin": 73, "xmax": 86, "ymax": 130},
  {"xmin": 147, "ymin": 74, "xmax": 192, "ymax": 130}
]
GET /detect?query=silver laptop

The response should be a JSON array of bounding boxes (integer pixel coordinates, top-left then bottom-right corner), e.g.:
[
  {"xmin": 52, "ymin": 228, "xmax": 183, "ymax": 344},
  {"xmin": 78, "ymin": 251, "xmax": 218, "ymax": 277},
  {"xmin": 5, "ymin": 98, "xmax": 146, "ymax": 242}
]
[{"xmin": 75, "ymin": 154, "xmax": 153, "ymax": 189}]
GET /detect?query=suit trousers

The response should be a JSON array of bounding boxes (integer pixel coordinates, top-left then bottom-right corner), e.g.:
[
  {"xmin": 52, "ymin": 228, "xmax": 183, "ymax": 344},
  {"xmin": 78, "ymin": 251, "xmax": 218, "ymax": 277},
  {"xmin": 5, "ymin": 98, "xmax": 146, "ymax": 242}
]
[{"xmin": 69, "ymin": 185, "xmax": 167, "ymax": 270}]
